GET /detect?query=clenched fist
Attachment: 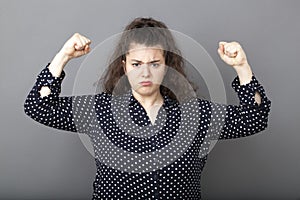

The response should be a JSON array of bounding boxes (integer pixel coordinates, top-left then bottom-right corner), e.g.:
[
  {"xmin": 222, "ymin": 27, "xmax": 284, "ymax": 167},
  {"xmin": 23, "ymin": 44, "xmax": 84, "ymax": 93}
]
[
  {"xmin": 47, "ymin": 33, "xmax": 91, "ymax": 79},
  {"xmin": 60, "ymin": 33, "xmax": 92, "ymax": 60},
  {"xmin": 217, "ymin": 41, "xmax": 248, "ymax": 67},
  {"xmin": 217, "ymin": 41, "xmax": 255, "ymax": 87}
]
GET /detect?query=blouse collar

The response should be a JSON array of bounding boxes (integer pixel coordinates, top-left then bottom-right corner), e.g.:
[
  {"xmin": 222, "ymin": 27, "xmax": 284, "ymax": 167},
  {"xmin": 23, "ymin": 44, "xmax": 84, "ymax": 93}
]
[{"xmin": 124, "ymin": 90, "xmax": 177, "ymax": 107}]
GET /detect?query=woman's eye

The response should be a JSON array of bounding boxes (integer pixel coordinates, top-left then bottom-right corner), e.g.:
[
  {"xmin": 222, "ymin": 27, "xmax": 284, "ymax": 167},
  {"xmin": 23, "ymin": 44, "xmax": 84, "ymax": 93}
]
[
  {"xmin": 151, "ymin": 63, "xmax": 160, "ymax": 67},
  {"xmin": 132, "ymin": 63, "xmax": 140, "ymax": 67}
]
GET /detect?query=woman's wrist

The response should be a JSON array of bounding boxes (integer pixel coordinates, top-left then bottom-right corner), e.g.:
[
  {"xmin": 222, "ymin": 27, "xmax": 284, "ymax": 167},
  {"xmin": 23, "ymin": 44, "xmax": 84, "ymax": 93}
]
[
  {"xmin": 233, "ymin": 63, "xmax": 253, "ymax": 85},
  {"xmin": 56, "ymin": 50, "xmax": 71, "ymax": 64},
  {"xmin": 48, "ymin": 51, "xmax": 70, "ymax": 77}
]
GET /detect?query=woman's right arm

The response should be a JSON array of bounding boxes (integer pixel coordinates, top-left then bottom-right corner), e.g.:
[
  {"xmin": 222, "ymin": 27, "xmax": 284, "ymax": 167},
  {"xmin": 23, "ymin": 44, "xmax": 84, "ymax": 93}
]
[{"xmin": 24, "ymin": 33, "xmax": 92, "ymax": 133}]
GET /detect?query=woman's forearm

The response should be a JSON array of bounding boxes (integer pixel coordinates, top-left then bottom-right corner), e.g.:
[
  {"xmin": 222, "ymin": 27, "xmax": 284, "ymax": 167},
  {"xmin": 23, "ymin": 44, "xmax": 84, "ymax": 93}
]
[
  {"xmin": 233, "ymin": 63, "xmax": 253, "ymax": 85},
  {"xmin": 234, "ymin": 63, "xmax": 262, "ymax": 105},
  {"xmin": 48, "ymin": 51, "xmax": 70, "ymax": 78},
  {"xmin": 39, "ymin": 33, "xmax": 91, "ymax": 97}
]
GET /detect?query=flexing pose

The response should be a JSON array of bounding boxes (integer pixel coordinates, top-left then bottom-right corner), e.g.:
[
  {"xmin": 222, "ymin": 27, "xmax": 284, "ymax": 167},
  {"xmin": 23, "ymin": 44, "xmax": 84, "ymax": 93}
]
[{"xmin": 24, "ymin": 18, "xmax": 271, "ymax": 199}]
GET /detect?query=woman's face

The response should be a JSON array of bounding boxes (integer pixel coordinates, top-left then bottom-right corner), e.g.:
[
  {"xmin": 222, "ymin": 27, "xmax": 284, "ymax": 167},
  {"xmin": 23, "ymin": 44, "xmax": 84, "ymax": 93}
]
[{"xmin": 124, "ymin": 43, "xmax": 166, "ymax": 97}]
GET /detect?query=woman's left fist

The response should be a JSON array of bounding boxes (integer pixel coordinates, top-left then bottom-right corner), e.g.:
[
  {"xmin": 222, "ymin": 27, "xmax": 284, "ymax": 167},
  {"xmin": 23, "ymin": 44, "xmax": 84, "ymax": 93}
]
[{"xmin": 218, "ymin": 41, "xmax": 248, "ymax": 67}]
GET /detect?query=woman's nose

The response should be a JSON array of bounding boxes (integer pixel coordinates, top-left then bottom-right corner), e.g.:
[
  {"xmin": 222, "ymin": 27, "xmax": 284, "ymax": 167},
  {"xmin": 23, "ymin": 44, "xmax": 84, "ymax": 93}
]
[{"xmin": 141, "ymin": 64, "xmax": 150, "ymax": 77}]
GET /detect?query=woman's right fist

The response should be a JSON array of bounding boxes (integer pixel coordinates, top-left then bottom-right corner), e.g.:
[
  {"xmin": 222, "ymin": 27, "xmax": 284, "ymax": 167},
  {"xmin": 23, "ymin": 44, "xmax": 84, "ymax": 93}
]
[{"xmin": 60, "ymin": 33, "xmax": 91, "ymax": 60}]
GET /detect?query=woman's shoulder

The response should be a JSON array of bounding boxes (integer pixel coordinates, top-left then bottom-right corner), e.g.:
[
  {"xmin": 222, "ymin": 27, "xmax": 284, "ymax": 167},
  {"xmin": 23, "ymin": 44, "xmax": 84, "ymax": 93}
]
[
  {"xmin": 180, "ymin": 97, "xmax": 214, "ymax": 113},
  {"xmin": 93, "ymin": 92, "xmax": 113, "ymax": 103}
]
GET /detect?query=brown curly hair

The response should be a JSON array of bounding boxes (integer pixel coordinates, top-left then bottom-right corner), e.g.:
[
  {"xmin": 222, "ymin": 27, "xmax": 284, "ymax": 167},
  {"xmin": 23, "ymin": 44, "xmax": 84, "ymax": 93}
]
[{"xmin": 99, "ymin": 17, "xmax": 196, "ymax": 102}]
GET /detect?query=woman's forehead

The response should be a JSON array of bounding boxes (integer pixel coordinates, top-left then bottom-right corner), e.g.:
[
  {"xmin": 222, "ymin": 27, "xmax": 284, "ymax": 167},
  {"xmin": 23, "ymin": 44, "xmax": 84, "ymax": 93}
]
[
  {"xmin": 127, "ymin": 43, "xmax": 164, "ymax": 58},
  {"xmin": 128, "ymin": 43, "xmax": 163, "ymax": 51}
]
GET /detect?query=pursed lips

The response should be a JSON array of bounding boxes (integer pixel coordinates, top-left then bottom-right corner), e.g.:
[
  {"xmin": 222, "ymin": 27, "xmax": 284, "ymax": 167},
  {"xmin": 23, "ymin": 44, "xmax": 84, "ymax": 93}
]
[{"xmin": 139, "ymin": 81, "xmax": 153, "ymax": 86}]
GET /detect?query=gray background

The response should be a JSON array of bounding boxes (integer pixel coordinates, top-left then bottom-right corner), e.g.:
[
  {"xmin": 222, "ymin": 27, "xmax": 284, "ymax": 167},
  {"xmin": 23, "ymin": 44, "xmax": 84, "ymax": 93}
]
[{"xmin": 1, "ymin": 0, "xmax": 299, "ymax": 199}]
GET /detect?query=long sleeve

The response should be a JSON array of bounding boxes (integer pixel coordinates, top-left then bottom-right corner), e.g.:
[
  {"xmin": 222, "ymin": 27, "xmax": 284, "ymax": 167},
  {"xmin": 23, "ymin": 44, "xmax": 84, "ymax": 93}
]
[
  {"xmin": 24, "ymin": 64, "xmax": 96, "ymax": 134},
  {"xmin": 199, "ymin": 75, "xmax": 271, "ymax": 140}
]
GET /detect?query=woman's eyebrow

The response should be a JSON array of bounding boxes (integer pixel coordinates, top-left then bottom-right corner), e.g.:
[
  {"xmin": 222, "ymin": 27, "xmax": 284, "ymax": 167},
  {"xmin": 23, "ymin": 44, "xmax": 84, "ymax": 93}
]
[
  {"xmin": 149, "ymin": 60, "xmax": 161, "ymax": 63},
  {"xmin": 131, "ymin": 59, "xmax": 161, "ymax": 63}
]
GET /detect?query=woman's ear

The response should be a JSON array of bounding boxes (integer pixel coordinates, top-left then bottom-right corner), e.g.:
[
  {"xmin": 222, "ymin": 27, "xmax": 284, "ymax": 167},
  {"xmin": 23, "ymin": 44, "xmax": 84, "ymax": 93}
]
[{"xmin": 122, "ymin": 60, "xmax": 126, "ymax": 74}]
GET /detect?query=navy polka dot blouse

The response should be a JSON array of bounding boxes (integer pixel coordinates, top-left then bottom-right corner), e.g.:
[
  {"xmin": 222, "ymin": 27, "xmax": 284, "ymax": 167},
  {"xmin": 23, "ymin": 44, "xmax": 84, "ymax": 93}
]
[{"xmin": 24, "ymin": 64, "xmax": 271, "ymax": 199}]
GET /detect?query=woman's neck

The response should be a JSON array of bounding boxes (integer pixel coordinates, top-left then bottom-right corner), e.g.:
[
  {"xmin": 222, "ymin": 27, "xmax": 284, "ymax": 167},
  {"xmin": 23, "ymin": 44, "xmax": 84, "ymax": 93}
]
[
  {"xmin": 131, "ymin": 89, "xmax": 164, "ymax": 108},
  {"xmin": 131, "ymin": 89, "xmax": 164, "ymax": 125}
]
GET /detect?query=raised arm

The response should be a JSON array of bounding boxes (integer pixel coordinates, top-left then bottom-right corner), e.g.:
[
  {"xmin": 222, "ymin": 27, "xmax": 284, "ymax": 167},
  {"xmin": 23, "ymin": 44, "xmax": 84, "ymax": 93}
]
[
  {"xmin": 200, "ymin": 41, "xmax": 271, "ymax": 140},
  {"xmin": 40, "ymin": 33, "xmax": 91, "ymax": 97},
  {"xmin": 24, "ymin": 33, "xmax": 94, "ymax": 133}
]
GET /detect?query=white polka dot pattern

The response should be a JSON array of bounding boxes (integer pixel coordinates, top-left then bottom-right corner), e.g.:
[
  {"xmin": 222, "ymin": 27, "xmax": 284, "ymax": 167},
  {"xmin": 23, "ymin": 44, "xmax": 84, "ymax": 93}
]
[{"xmin": 24, "ymin": 64, "xmax": 271, "ymax": 199}]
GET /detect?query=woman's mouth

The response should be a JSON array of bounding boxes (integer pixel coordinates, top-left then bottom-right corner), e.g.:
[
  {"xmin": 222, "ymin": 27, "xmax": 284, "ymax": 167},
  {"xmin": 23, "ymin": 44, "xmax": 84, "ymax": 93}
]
[{"xmin": 139, "ymin": 81, "xmax": 153, "ymax": 86}]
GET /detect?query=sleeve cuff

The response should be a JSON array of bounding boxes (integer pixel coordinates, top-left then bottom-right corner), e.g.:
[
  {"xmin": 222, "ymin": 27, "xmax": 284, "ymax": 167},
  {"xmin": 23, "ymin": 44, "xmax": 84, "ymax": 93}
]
[
  {"xmin": 231, "ymin": 75, "xmax": 262, "ymax": 106},
  {"xmin": 36, "ymin": 63, "xmax": 65, "ymax": 94}
]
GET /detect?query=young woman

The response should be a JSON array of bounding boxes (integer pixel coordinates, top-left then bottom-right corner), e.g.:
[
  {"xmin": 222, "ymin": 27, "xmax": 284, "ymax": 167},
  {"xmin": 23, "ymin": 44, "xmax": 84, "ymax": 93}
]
[{"xmin": 24, "ymin": 17, "xmax": 271, "ymax": 199}]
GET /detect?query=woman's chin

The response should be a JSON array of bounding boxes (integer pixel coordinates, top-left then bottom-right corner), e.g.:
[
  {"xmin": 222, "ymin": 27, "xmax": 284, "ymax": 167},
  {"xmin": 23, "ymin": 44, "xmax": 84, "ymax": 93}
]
[{"xmin": 133, "ymin": 87, "xmax": 159, "ymax": 97}]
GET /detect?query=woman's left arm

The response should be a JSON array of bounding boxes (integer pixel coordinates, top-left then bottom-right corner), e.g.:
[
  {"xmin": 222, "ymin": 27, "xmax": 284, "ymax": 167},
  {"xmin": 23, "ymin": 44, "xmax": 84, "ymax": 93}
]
[
  {"xmin": 218, "ymin": 41, "xmax": 262, "ymax": 104},
  {"xmin": 204, "ymin": 41, "xmax": 272, "ymax": 139}
]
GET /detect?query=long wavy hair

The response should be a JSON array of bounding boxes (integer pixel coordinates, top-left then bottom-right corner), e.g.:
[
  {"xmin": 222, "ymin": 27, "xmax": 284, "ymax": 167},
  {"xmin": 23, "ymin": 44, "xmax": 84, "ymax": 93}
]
[{"xmin": 98, "ymin": 17, "xmax": 196, "ymax": 102}]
